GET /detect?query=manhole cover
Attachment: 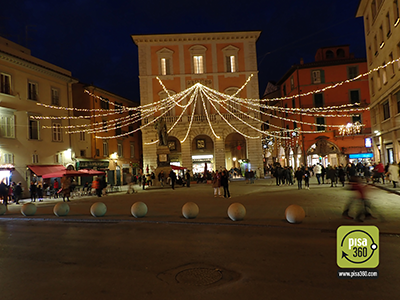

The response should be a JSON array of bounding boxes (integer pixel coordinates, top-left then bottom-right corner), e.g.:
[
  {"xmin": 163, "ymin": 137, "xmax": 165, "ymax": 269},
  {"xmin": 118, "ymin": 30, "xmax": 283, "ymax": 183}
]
[{"xmin": 175, "ymin": 268, "xmax": 223, "ymax": 286}]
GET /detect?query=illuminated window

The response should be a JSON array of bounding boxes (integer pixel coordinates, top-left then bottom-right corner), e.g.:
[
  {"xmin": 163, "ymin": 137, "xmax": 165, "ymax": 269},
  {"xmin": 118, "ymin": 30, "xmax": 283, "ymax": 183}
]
[
  {"xmin": 157, "ymin": 48, "xmax": 174, "ymax": 75},
  {"xmin": 3, "ymin": 153, "xmax": 13, "ymax": 164},
  {"xmin": 193, "ymin": 56, "xmax": 204, "ymax": 74},
  {"xmin": 0, "ymin": 114, "xmax": 15, "ymax": 138},
  {"xmin": 226, "ymin": 55, "xmax": 236, "ymax": 72},
  {"xmin": 160, "ymin": 58, "xmax": 171, "ymax": 75}
]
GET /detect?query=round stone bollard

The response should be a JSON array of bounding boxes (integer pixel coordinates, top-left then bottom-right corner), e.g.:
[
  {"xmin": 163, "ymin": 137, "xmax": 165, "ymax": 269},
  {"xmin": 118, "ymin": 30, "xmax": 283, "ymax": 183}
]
[
  {"xmin": 227, "ymin": 203, "xmax": 246, "ymax": 221},
  {"xmin": 182, "ymin": 202, "xmax": 199, "ymax": 219},
  {"xmin": 285, "ymin": 204, "xmax": 306, "ymax": 224},
  {"xmin": 131, "ymin": 202, "xmax": 148, "ymax": 218},
  {"xmin": 0, "ymin": 204, "xmax": 6, "ymax": 215},
  {"xmin": 53, "ymin": 202, "xmax": 70, "ymax": 217},
  {"xmin": 21, "ymin": 203, "xmax": 37, "ymax": 216},
  {"xmin": 90, "ymin": 202, "xmax": 107, "ymax": 217}
]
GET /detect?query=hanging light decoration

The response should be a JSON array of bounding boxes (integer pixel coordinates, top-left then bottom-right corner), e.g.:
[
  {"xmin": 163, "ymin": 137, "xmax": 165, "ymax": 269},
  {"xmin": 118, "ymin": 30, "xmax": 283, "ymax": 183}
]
[{"xmin": 338, "ymin": 122, "xmax": 362, "ymax": 136}]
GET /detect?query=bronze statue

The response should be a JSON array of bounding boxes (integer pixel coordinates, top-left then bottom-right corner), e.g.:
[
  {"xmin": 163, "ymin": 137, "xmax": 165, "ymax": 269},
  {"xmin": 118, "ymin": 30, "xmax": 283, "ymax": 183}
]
[{"xmin": 155, "ymin": 118, "xmax": 168, "ymax": 146}]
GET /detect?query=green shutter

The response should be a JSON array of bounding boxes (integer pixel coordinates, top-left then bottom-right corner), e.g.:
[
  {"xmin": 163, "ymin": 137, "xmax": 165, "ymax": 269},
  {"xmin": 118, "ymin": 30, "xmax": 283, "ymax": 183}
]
[{"xmin": 320, "ymin": 70, "xmax": 325, "ymax": 83}]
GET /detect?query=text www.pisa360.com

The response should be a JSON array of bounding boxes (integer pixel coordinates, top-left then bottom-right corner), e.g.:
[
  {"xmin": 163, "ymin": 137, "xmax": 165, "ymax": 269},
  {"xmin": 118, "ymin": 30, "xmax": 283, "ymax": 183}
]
[{"xmin": 337, "ymin": 269, "xmax": 379, "ymax": 279}]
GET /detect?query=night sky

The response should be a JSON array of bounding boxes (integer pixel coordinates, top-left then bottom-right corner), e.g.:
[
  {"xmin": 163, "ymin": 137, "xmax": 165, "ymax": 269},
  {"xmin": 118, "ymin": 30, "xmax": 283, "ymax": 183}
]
[{"xmin": 0, "ymin": 0, "xmax": 365, "ymax": 102}]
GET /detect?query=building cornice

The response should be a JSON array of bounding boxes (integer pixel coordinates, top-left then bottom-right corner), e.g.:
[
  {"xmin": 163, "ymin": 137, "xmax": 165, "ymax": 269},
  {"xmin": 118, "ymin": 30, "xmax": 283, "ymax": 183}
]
[
  {"xmin": 131, "ymin": 31, "xmax": 262, "ymax": 45},
  {"xmin": 0, "ymin": 50, "xmax": 76, "ymax": 82}
]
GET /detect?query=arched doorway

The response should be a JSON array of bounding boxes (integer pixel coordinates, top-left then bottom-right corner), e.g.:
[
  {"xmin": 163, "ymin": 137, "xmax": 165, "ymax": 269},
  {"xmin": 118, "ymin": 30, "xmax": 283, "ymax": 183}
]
[
  {"xmin": 192, "ymin": 135, "xmax": 214, "ymax": 175},
  {"xmin": 225, "ymin": 133, "xmax": 246, "ymax": 171},
  {"xmin": 307, "ymin": 137, "xmax": 341, "ymax": 167}
]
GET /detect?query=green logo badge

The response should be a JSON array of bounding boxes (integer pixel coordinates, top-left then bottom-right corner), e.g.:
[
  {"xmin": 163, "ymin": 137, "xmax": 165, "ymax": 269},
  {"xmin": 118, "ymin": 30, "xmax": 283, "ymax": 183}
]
[{"xmin": 337, "ymin": 226, "xmax": 379, "ymax": 268}]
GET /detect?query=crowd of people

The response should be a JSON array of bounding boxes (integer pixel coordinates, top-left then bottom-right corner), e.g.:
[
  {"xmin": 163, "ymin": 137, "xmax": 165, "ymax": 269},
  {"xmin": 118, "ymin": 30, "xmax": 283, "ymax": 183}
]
[{"xmin": 268, "ymin": 161, "xmax": 400, "ymax": 189}]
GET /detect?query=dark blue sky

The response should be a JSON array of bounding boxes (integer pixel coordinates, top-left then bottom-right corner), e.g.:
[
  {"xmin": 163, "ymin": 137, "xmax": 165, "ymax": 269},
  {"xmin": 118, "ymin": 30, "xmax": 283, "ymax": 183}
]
[{"xmin": 0, "ymin": 0, "xmax": 365, "ymax": 102}]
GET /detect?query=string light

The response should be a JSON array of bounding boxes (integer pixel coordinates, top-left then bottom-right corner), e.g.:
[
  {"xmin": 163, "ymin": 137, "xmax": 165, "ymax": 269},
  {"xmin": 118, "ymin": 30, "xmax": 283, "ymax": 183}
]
[{"xmin": 339, "ymin": 122, "xmax": 362, "ymax": 136}]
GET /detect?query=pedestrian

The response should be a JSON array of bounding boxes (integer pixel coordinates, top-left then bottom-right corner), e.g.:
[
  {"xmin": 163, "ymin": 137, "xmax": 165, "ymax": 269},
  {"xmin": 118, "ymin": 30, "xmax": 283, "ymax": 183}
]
[
  {"xmin": 304, "ymin": 167, "xmax": 311, "ymax": 189},
  {"xmin": 30, "ymin": 181, "xmax": 37, "ymax": 202},
  {"xmin": 0, "ymin": 179, "xmax": 8, "ymax": 206},
  {"xmin": 186, "ymin": 170, "xmax": 191, "ymax": 187},
  {"xmin": 53, "ymin": 179, "xmax": 59, "ymax": 198},
  {"xmin": 338, "ymin": 165, "xmax": 346, "ymax": 187},
  {"xmin": 37, "ymin": 184, "xmax": 44, "ymax": 202},
  {"xmin": 295, "ymin": 167, "xmax": 304, "ymax": 190},
  {"xmin": 150, "ymin": 172, "xmax": 155, "ymax": 186},
  {"xmin": 169, "ymin": 169, "xmax": 176, "ymax": 190},
  {"xmin": 315, "ymin": 163, "xmax": 322, "ymax": 184},
  {"xmin": 221, "ymin": 170, "xmax": 231, "ymax": 198},
  {"xmin": 61, "ymin": 176, "xmax": 71, "ymax": 202},
  {"xmin": 387, "ymin": 162, "xmax": 399, "ymax": 188},
  {"xmin": 14, "ymin": 182, "xmax": 23, "ymax": 204},
  {"xmin": 100, "ymin": 176, "xmax": 107, "ymax": 196},
  {"xmin": 212, "ymin": 171, "xmax": 222, "ymax": 197},
  {"xmin": 158, "ymin": 170, "xmax": 165, "ymax": 187},
  {"xmin": 342, "ymin": 176, "xmax": 375, "ymax": 222},
  {"xmin": 92, "ymin": 177, "xmax": 101, "ymax": 197}
]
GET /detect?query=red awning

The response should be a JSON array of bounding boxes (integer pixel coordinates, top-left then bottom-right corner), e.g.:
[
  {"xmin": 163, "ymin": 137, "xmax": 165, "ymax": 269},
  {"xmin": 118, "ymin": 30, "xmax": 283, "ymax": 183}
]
[
  {"xmin": 28, "ymin": 165, "xmax": 66, "ymax": 177},
  {"xmin": 42, "ymin": 169, "xmax": 106, "ymax": 179},
  {"xmin": 171, "ymin": 165, "xmax": 187, "ymax": 170},
  {"xmin": 79, "ymin": 169, "xmax": 106, "ymax": 176}
]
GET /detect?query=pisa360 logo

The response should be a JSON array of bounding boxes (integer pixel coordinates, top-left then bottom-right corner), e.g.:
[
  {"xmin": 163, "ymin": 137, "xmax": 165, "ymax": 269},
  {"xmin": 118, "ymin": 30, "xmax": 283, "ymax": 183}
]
[{"xmin": 337, "ymin": 226, "xmax": 379, "ymax": 268}]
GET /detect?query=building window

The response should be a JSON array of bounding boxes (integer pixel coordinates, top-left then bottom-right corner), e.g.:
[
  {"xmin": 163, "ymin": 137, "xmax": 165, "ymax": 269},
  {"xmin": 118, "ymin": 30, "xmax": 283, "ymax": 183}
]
[
  {"xmin": 0, "ymin": 115, "xmax": 15, "ymax": 138},
  {"xmin": 292, "ymin": 98, "xmax": 296, "ymax": 108},
  {"xmin": 226, "ymin": 55, "xmax": 236, "ymax": 72},
  {"xmin": 371, "ymin": 0, "xmax": 377, "ymax": 19},
  {"xmin": 117, "ymin": 141, "xmax": 123, "ymax": 157},
  {"xmin": 103, "ymin": 141, "xmax": 108, "ymax": 157},
  {"xmin": 115, "ymin": 122, "xmax": 122, "ymax": 136},
  {"xmin": 100, "ymin": 98, "xmax": 109, "ymax": 109},
  {"xmin": 371, "ymin": 77, "xmax": 375, "ymax": 95},
  {"xmin": 130, "ymin": 143, "xmax": 135, "ymax": 158},
  {"xmin": 394, "ymin": 0, "xmax": 400, "ymax": 26},
  {"xmin": 29, "ymin": 119, "xmax": 39, "ymax": 140},
  {"xmin": 51, "ymin": 88, "xmax": 60, "ymax": 106},
  {"xmin": 386, "ymin": 12, "xmax": 392, "ymax": 36},
  {"xmin": 103, "ymin": 120, "xmax": 107, "ymax": 129},
  {"xmin": 80, "ymin": 150, "xmax": 86, "ymax": 157},
  {"xmin": 325, "ymin": 50, "xmax": 334, "ymax": 59},
  {"xmin": 337, "ymin": 48, "xmax": 345, "ymax": 58},
  {"xmin": 382, "ymin": 62, "xmax": 388, "ymax": 84},
  {"xmin": 347, "ymin": 66, "xmax": 359, "ymax": 79},
  {"xmin": 396, "ymin": 92, "xmax": 400, "ymax": 114},
  {"xmin": 377, "ymin": 70, "xmax": 382, "ymax": 89},
  {"xmin": 28, "ymin": 82, "xmax": 38, "ymax": 101},
  {"xmin": 55, "ymin": 153, "xmax": 62, "ymax": 164},
  {"xmin": 32, "ymin": 154, "xmax": 39, "ymax": 164},
  {"xmin": 349, "ymin": 90, "xmax": 360, "ymax": 104},
  {"xmin": 193, "ymin": 55, "xmax": 204, "ymax": 74},
  {"xmin": 311, "ymin": 70, "xmax": 324, "ymax": 84},
  {"xmin": 389, "ymin": 53, "xmax": 395, "ymax": 76},
  {"xmin": 160, "ymin": 58, "xmax": 171, "ymax": 75},
  {"xmin": 379, "ymin": 25, "xmax": 385, "ymax": 48},
  {"xmin": 52, "ymin": 122, "xmax": 62, "ymax": 142},
  {"xmin": 157, "ymin": 48, "xmax": 174, "ymax": 75},
  {"xmin": 0, "ymin": 73, "xmax": 11, "ymax": 95},
  {"xmin": 316, "ymin": 117, "xmax": 325, "ymax": 131},
  {"xmin": 79, "ymin": 131, "xmax": 85, "ymax": 141},
  {"xmin": 313, "ymin": 93, "xmax": 324, "ymax": 107},
  {"xmin": 383, "ymin": 101, "xmax": 390, "ymax": 120},
  {"xmin": 3, "ymin": 153, "xmax": 13, "ymax": 164},
  {"xmin": 115, "ymin": 102, "xmax": 123, "ymax": 114}
]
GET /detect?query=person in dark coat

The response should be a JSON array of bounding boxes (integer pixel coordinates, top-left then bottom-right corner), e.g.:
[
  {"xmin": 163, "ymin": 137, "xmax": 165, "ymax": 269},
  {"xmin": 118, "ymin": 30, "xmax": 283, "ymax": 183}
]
[
  {"xmin": 185, "ymin": 170, "xmax": 191, "ymax": 188},
  {"xmin": 295, "ymin": 167, "xmax": 304, "ymax": 190},
  {"xmin": 14, "ymin": 182, "xmax": 23, "ymax": 204},
  {"xmin": 221, "ymin": 170, "xmax": 231, "ymax": 198},
  {"xmin": 338, "ymin": 165, "xmax": 346, "ymax": 186},
  {"xmin": 169, "ymin": 170, "xmax": 176, "ymax": 190},
  {"xmin": 304, "ymin": 167, "xmax": 311, "ymax": 189},
  {"xmin": 0, "ymin": 180, "xmax": 9, "ymax": 206},
  {"xmin": 29, "ymin": 182, "xmax": 37, "ymax": 202}
]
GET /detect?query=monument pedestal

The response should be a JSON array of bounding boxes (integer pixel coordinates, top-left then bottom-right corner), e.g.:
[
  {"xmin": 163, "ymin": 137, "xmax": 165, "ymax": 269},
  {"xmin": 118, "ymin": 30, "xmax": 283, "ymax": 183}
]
[{"xmin": 154, "ymin": 146, "xmax": 172, "ymax": 186}]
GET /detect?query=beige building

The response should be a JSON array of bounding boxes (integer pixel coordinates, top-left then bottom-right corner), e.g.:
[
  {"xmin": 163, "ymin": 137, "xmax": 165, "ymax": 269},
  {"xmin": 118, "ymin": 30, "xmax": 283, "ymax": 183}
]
[
  {"xmin": 131, "ymin": 31, "xmax": 263, "ymax": 176},
  {"xmin": 357, "ymin": 0, "xmax": 400, "ymax": 164},
  {"xmin": 0, "ymin": 36, "xmax": 76, "ymax": 194}
]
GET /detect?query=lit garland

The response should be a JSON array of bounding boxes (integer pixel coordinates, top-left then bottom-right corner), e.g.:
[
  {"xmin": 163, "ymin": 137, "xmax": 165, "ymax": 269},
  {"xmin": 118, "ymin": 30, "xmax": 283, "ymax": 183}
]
[{"xmin": 338, "ymin": 122, "xmax": 362, "ymax": 136}]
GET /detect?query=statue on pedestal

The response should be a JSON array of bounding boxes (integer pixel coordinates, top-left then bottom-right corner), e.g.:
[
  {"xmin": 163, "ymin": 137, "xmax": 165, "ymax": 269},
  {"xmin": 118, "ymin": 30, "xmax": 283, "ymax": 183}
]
[{"xmin": 155, "ymin": 118, "xmax": 168, "ymax": 146}]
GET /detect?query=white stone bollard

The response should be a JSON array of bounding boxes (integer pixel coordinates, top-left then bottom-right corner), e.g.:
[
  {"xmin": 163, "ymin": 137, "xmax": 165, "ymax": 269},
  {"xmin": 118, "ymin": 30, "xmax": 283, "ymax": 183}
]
[
  {"xmin": 21, "ymin": 203, "xmax": 37, "ymax": 216},
  {"xmin": 285, "ymin": 204, "xmax": 306, "ymax": 224},
  {"xmin": 227, "ymin": 203, "xmax": 246, "ymax": 221},
  {"xmin": 131, "ymin": 202, "xmax": 148, "ymax": 218},
  {"xmin": 0, "ymin": 204, "xmax": 6, "ymax": 215},
  {"xmin": 53, "ymin": 202, "xmax": 70, "ymax": 217},
  {"xmin": 90, "ymin": 202, "xmax": 107, "ymax": 217},
  {"xmin": 182, "ymin": 202, "xmax": 199, "ymax": 219}
]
